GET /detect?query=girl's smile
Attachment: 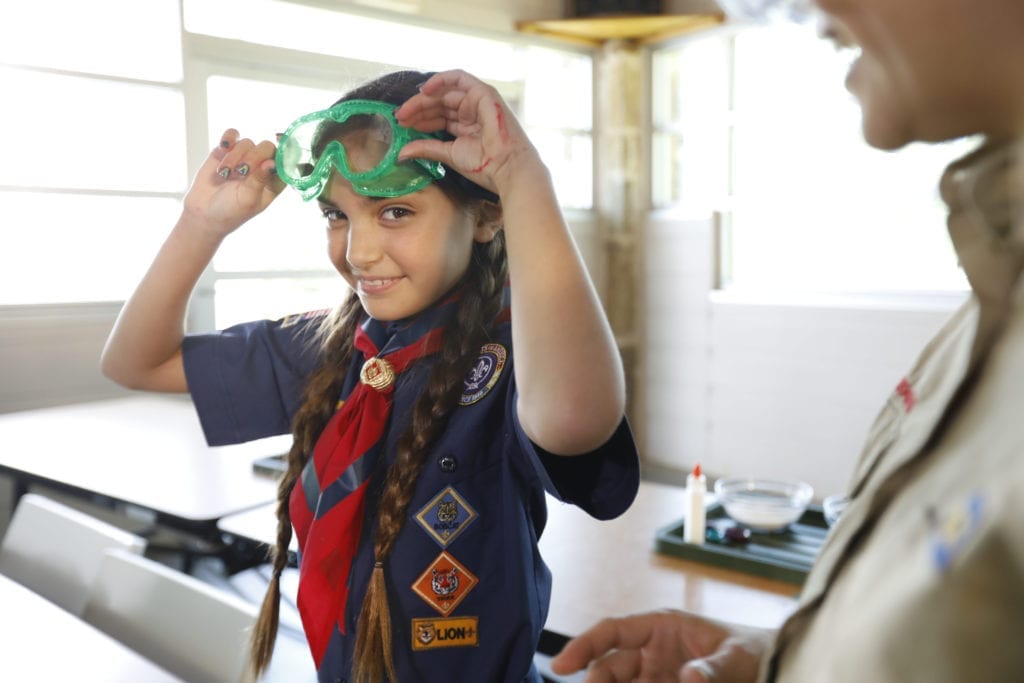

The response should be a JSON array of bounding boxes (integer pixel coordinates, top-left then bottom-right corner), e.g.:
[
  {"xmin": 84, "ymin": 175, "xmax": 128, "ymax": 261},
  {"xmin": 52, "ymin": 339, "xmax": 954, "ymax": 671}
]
[
  {"xmin": 356, "ymin": 276, "xmax": 402, "ymax": 296},
  {"xmin": 318, "ymin": 172, "xmax": 498, "ymax": 322}
]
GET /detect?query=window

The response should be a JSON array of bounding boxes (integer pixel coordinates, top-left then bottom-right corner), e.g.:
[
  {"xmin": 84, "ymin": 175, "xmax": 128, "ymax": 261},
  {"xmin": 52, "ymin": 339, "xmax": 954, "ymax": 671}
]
[
  {"xmin": 652, "ymin": 25, "xmax": 972, "ymax": 295},
  {"xmin": 3, "ymin": 0, "xmax": 593, "ymax": 328},
  {"xmin": 0, "ymin": 0, "xmax": 185, "ymax": 306}
]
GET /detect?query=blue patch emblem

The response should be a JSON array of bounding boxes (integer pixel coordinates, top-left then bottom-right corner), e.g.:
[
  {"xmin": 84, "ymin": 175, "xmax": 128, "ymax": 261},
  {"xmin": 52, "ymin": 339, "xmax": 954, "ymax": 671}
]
[
  {"xmin": 927, "ymin": 492, "xmax": 985, "ymax": 572},
  {"xmin": 414, "ymin": 486, "xmax": 479, "ymax": 547},
  {"xmin": 459, "ymin": 343, "xmax": 506, "ymax": 406}
]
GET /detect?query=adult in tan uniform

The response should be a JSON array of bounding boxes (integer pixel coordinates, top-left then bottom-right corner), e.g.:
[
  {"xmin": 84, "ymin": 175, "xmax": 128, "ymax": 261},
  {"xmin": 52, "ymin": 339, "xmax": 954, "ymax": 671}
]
[{"xmin": 550, "ymin": 0, "xmax": 1024, "ymax": 681}]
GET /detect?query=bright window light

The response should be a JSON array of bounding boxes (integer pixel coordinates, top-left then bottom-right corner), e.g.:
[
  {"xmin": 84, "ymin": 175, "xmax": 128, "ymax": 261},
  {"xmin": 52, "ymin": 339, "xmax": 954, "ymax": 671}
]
[
  {"xmin": 0, "ymin": 67, "xmax": 187, "ymax": 193},
  {"xmin": 522, "ymin": 48, "xmax": 593, "ymax": 209},
  {"xmin": 0, "ymin": 192, "xmax": 181, "ymax": 305},
  {"xmin": 3, "ymin": 0, "xmax": 591, "ymax": 311},
  {"xmin": 0, "ymin": 0, "xmax": 182, "ymax": 82},
  {"xmin": 654, "ymin": 27, "xmax": 971, "ymax": 294}
]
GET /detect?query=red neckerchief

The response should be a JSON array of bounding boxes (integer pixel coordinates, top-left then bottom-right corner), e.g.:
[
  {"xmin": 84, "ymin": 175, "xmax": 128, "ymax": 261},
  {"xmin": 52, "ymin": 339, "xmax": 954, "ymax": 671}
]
[{"xmin": 288, "ymin": 301, "xmax": 451, "ymax": 668}]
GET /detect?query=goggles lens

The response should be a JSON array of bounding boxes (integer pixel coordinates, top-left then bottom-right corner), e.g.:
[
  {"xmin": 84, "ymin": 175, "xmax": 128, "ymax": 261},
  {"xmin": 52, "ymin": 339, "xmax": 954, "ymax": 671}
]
[
  {"xmin": 718, "ymin": 0, "xmax": 817, "ymax": 24},
  {"xmin": 276, "ymin": 99, "xmax": 445, "ymax": 201}
]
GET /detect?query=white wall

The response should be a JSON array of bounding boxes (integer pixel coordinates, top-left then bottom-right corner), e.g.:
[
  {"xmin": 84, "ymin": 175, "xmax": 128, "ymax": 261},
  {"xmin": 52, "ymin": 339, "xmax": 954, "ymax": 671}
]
[
  {"xmin": 643, "ymin": 209, "xmax": 966, "ymax": 498},
  {"xmin": 644, "ymin": 210, "xmax": 715, "ymax": 477},
  {"xmin": 0, "ymin": 303, "xmax": 132, "ymax": 414}
]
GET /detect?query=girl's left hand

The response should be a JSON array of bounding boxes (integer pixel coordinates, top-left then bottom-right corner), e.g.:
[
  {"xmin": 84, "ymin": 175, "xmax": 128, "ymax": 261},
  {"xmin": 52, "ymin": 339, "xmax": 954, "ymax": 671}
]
[{"xmin": 395, "ymin": 69, "xmax": 538, "ymax": 195}]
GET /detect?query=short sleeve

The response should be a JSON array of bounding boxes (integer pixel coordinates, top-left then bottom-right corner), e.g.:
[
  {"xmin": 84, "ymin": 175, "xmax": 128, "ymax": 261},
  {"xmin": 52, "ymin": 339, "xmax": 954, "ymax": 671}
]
[
  {"xmin": 182, "ymin": 313, "xmax": 324, "ymax": 446},
  {"xmin": 512, "ymin": 403, "xmax": 640, "ymax": 521}
]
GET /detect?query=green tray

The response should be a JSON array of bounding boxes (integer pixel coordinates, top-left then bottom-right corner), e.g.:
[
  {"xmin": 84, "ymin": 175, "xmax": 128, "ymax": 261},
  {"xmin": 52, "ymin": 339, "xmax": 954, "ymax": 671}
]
[{"xmin": 654, "ymin": 503, "xmax": 828, "ymax": 585}]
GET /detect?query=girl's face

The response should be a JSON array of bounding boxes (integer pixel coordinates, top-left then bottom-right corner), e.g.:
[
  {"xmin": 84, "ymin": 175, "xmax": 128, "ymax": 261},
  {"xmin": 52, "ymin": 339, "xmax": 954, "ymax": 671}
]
[
  {"xmin": 816, "ymin": 0, "xmax": 1023, "ymax": 149},
  {"xmin": 318, "ymin": 174, "xmax": 498, "ymax": 322}
]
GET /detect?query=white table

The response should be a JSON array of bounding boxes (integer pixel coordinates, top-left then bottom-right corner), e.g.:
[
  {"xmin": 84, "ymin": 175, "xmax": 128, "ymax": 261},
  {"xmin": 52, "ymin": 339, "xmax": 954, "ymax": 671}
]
[
  {"xmin": 0, "ymin": 396, "xmax": 287, "ymax": 527},
  {"xmin": 218, "ymin": 498, "xmax": 299, "ymax": 554},
  {"xmin": 0, "ymin": 573, "xmax": 184, "ymax": 682},
  {"xmin": 539, "ymin": 480, "xmax": 798, "ymax": 638}
]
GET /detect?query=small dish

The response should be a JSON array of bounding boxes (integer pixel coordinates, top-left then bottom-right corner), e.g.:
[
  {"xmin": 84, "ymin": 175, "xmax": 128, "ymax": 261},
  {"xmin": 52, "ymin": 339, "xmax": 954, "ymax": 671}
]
[{"xmin": 714, "ymin": 477, "xmax": 814, "ymax": 533}]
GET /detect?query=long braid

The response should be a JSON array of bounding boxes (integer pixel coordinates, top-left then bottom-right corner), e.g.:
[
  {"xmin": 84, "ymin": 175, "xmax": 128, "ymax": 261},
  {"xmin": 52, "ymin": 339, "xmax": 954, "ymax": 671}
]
[
  {"xmin": 352, "ymin": 231, "xmax": 507, "ymax": 683},
  {"xmin": 248, "ymin": 294, "xmax": 363, "ymax": 678}
]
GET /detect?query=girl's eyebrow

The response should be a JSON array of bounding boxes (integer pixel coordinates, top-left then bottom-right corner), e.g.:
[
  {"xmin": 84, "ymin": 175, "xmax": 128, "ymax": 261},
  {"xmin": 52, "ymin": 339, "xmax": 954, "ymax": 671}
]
[{"xmin": 318, "ymin": 195, "xmax": 388, "ymax": 210}]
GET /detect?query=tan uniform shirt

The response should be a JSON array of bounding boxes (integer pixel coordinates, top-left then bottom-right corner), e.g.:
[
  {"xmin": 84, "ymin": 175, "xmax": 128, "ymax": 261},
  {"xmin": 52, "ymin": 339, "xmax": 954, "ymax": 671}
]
[{"xmin": 764, "ymin": 142, "xmax": 1024, "ymax": 682}]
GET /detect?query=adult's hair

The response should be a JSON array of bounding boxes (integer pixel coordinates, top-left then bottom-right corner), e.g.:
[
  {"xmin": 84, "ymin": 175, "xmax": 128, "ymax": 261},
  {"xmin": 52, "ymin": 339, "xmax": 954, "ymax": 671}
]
[{"xmin": 248, "ymin": 70, "xmax": 507, "ymax": 682}]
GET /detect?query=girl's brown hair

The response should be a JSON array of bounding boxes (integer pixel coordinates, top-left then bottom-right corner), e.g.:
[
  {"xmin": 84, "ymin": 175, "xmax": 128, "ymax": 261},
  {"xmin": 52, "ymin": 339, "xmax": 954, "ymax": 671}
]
[{"xmin": 248, "ymin": 70, "xmax": 507, "ymax": 681}]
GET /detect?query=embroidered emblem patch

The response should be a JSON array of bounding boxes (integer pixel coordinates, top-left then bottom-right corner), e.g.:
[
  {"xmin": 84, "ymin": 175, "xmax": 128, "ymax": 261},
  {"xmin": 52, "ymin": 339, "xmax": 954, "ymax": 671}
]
[
  {"xmin": 459, "ymin": 343, "xmax": 507, "ymax": 405},
  {"xmin": 411, "ymin": 616, "xmax": 479, "ymax": 651},
  {"xmin": 412, "ymin": 551, "xmax": 478, "ymax": 616},
  {"xmin": 414, "ymin": 486, "xmax": 478, "ymax": 547},
  {"xmin": 927, "ymin": 493, "xmax": 985, "ymax": 572}
]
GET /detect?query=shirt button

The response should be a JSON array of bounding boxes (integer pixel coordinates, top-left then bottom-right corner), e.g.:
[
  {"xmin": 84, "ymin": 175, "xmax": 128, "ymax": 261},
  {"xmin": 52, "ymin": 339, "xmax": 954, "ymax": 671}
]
[{"xmin": 438, "ymin": 455, "xmax": 457, "ymax": 473}]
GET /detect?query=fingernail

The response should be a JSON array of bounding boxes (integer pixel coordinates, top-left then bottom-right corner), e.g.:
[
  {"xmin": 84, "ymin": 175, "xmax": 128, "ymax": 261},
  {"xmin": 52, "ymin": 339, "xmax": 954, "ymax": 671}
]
[
  {"xmin": 235, "ymin": 163, "xmax": 250, "ymax": 177},
  {"xmin": 217, "ymin": 167, "xmax": 230, "ymax": 179},
  {"xmin": 267, "ymin": 164, "xmax": 277, "ymax": 176},
  {"xmin": 275, "ymin": 132, "xmax": 284, "ymax": 142},
  {"xmin": 220, "ymin": 140, "xmax": 230, "ymax": 149}
]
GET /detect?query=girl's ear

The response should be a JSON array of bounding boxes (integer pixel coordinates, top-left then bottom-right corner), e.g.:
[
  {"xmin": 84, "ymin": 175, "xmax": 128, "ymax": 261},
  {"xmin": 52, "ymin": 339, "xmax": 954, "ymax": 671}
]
[{"xmin": 472, "ymin": 201, "xmax": 503, "ymax": 243}]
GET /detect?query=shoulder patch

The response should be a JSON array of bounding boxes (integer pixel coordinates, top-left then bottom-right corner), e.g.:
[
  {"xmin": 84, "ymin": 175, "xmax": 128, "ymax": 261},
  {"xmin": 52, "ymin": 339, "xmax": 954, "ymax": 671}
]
[{"xmin": 459, "ymin": 343, "xmax": 507, "ymax": 406}]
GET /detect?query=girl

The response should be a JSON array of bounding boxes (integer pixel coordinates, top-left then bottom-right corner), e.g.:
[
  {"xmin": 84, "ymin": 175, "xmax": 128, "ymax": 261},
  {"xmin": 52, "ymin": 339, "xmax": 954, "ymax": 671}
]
[{"xmin": 102, "ymin": 69, "xmax": 639, "ymax": 682}]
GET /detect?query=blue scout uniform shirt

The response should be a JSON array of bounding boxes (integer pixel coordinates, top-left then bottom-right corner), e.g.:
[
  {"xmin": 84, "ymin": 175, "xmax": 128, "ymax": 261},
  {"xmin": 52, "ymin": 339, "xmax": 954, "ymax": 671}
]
[{"xmin": 183, "ymin": 311, "xmax": 640, "ymax": 682}]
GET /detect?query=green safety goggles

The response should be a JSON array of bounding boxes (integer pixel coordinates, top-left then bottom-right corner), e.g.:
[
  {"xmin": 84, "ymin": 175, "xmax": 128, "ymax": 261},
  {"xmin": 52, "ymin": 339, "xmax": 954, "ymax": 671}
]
[{"xmin": 275, "ymin": 99, "xmax": 446, "ymax": 201}]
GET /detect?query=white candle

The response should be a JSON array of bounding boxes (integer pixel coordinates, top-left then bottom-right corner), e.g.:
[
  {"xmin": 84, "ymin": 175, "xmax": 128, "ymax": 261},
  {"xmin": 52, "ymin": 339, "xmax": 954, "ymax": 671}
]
[{"xmin": 683, "ymin": 463, "xmax": 706, "ymax": 545}]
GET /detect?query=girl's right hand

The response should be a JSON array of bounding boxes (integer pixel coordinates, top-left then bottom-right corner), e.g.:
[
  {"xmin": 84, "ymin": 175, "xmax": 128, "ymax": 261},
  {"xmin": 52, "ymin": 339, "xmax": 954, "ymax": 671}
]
[{"xmin": 182, "ymin": 129, "xmax": 286, "ymax": 237}]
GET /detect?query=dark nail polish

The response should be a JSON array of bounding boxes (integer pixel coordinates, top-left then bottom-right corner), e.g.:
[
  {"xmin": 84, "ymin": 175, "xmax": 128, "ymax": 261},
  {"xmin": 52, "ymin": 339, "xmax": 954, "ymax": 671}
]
[
  {"xmin": 267, "ymin": 164, "xmax": 277, "ymax": 176},
  {"xmin": 220, "ymin": 140, "xmax": 230, "ymax": 149}
]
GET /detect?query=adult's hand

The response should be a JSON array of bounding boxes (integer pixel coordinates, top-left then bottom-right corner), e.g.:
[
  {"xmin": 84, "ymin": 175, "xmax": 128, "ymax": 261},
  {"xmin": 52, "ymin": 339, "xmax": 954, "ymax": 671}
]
[{"xmin": 549, "ymin": 609, "xmax": 773, "ymax": 683}]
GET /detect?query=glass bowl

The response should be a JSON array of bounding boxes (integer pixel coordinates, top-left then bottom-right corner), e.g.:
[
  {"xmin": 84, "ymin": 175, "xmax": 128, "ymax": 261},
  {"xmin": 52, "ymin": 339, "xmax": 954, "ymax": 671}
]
[
  {"xmin": 822, "ymin": 494, "xmax": 851, "ymax": 527},
  {"xmin": 713, "ymin": 477, "xmax": 814, "ymax": 533}
]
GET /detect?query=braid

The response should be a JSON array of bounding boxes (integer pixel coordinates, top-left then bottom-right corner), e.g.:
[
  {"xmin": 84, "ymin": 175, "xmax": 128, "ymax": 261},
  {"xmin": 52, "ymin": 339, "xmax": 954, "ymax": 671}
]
[
  {"xmin": 352, "ymin": 232, "xmax": 507, "ymax": 683},
  {"xmin": 248, "ymin": 293, "xmax": 363, "ymax": 678}
]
